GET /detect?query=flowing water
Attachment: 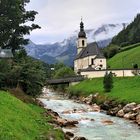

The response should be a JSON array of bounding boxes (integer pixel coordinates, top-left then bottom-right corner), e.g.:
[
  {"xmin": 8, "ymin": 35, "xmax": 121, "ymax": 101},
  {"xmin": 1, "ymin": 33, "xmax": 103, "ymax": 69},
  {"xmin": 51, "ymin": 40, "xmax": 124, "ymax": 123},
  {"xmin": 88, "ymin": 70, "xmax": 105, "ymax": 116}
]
[{"xmin": 39, "ymin": 89, "xmax": 140, "ymax": 140}]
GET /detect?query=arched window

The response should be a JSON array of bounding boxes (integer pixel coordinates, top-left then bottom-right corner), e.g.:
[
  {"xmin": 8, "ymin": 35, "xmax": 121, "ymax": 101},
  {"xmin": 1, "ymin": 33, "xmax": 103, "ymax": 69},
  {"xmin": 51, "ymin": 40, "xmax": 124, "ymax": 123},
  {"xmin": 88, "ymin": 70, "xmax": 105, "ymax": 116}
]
[{"xmin": 82, "ymin": 40, "xmax": 85, "ymax": 46}]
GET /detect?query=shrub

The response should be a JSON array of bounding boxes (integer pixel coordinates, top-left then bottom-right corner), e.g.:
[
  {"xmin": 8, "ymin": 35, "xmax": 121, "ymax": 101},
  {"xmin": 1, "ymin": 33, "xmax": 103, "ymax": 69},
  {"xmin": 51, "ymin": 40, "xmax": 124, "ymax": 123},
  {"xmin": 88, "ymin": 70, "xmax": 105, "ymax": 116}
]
[{"xmin": 103, "ymin": 72, "xmax": 113, "ymax": 92}]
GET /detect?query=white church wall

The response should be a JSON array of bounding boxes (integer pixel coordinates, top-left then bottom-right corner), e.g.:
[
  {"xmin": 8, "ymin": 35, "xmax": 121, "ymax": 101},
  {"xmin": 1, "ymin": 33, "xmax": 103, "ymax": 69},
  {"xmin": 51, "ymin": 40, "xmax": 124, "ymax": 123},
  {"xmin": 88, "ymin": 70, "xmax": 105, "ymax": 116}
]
[{"xmin": 94, "ymin": 58, "xmax": 107, "ymax": 69}]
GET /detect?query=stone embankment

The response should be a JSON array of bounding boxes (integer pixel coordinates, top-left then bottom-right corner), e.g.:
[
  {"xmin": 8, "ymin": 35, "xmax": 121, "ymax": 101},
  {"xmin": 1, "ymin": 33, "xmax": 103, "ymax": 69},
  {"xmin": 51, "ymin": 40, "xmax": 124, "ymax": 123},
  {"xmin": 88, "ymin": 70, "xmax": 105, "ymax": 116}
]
[{"xmin": 72, "ymin": 94, "xmax": 140, "ymax": 126}]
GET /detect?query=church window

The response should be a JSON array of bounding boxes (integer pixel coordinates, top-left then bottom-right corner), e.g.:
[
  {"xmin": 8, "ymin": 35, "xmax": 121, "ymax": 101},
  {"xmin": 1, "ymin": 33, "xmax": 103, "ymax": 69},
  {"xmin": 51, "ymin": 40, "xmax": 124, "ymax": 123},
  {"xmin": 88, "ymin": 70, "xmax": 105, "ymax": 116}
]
[
  {"xmin": 100, "ymin": 64, "xmax": 103, "ymax": 67},
  {"xmin": 91, "ymin": 59, "xmax": 94, "ymax": 65},
  {"xmin": 82, "ymin": 40, "xmax": 85, "ymax": 46}
]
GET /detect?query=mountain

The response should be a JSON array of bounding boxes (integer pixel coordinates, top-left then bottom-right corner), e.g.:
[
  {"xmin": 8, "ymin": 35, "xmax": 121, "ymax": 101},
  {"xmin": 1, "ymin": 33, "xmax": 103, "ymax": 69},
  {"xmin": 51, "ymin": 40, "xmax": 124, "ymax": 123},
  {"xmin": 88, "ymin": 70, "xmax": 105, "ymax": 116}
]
[{"xmin": 25, "ymin": 23, "xmax": 126, "ymax": 66}]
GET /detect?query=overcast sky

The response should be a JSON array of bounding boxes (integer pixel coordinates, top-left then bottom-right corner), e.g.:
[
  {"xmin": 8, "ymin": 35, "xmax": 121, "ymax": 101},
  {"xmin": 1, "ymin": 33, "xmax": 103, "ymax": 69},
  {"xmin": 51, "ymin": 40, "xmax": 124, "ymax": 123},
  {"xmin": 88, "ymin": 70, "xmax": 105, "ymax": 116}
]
[{"xmin": 26, "ymin": 0, "xmax": 140, "ymax": 44}]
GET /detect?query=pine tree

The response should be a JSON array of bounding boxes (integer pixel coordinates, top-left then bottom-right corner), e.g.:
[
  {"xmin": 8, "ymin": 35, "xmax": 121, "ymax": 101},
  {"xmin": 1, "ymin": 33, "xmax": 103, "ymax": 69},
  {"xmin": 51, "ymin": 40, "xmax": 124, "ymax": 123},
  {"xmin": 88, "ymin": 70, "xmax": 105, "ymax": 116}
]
[{"xmin": 103, "ymin": 72, "xmax": 113, "ymax": 92}]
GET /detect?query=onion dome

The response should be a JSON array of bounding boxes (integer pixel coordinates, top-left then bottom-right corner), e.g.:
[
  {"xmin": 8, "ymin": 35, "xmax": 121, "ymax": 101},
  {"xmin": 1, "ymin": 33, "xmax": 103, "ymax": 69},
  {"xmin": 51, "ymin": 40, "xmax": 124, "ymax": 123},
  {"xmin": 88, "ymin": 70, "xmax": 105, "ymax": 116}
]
[{"xmin": 78, "ymin": 20, "xmax": 86, "ymax": 38}]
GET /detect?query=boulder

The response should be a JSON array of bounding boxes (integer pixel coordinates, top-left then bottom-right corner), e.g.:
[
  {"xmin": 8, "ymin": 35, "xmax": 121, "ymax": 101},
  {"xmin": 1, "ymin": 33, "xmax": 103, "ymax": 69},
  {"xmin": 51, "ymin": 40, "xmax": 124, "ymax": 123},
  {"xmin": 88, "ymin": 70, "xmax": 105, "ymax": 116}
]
[
  {"xmin": 123, "ymin": 102, "xmax": 137, "ymax": 113},
  {"xmin": 83, "ymin": 94, "xmax": 94, "ymax": 105},
  {"xmin": 133, "ymin": 104, "xmax": 140, "ymax": 113},
  {"xmin": 62, "ymin": 110, "xmax": 72, "ymax": 114},
  {"xmin": 117, "ymin": 109, "xmax": 125, "ymax": 117},
  {"xmin": 90, "ymin": 104, "xmax": 100, "ymax": 112},
  {"xmin": 100, "ymin": 101, "xmax": 110, "ymax": 110},
  {"xmin": 100, "ymin": 100, "xmax": 117, "ymax": 111},
  {"xmin": 73, "ymin": 136, "xmax": 87, "ymax": 140},
  {"xmin": 136, "ymin": 113, "xmax": 140, "ymax": 125},
  {"xmin": 64, "ymin": 120, "xmax": 79, "ymax": 127},
  {"xmin": 55, "ymin": 117, "xmax": 78, "ymax": 127},
  {"xmin": 124, "ymin": 112, "xmax": 137, "ymax": 120},
  {"xmin": 107, "ymin": 106, "xmax": 121, "ymax": 116},
  {"xmin": 65, "ymin": 131, "xmax": 74, "ymax": 138},
  {"xmin": 35, "ymin": 99, "xmax": 45, "ymax": 107},
  {"xmin": 101, "ymin": 119, "xmax": 114, "ymax": 125}
]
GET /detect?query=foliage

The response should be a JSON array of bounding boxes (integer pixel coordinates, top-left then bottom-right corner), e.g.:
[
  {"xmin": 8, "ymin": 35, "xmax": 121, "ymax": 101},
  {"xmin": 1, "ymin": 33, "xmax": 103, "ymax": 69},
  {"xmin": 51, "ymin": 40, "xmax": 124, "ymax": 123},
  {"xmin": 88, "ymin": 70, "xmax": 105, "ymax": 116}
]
[
  {"xmin": 0, "ymin": 0, "xmax": 40, "ymax": 54},
  {"xmin": 110, "ymin": 14, "xmax": 140, "ymax": 47},
  {"xmin": 53, "ymin": 66, "xmax": 75, "ymax": 78},
  {"xmin": 133, "ymin": 64, "xmax": 138, "ymax": 69},
  {"xmin": 0, "ymin": 91, "xmax": 65, "ymax": 140},
  {"xmin": 103, "ymin": 72, "xmax": 113, "ymax": 92},
  {"xmin": 68, "ymin": 76, "xmax": 140, "ymax": 103},
  {"xmin": 103, "ymin": 44, "xmax": 120, "ymax": 58},
  {"xmin": 19, "ymin": 58, "xmax": 46, "ymax": 96},
  {"xmin": 108, "ymin": 45, "xmax": 140, "ymax": 68},
  {"xmin": 0, "ymin": 51, "xmax": 48, "ymax": 96}
]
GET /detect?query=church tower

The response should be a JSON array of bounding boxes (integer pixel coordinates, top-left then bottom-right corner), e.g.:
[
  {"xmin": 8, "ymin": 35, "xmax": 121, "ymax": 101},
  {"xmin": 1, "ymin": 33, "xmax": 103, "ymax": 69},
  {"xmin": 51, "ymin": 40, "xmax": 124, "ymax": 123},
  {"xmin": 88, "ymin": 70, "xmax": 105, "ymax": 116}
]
[{"xmin": 77, "ymin": 19, "xmax": 87, "ymax": 54}]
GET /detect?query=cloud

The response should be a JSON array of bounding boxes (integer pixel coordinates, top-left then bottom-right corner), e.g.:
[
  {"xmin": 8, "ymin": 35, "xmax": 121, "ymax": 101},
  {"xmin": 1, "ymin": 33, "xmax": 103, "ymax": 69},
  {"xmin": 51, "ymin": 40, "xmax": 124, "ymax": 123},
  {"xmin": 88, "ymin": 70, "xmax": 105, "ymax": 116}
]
[{"xmin": 27, "ymin": 0, "xmax": 140, "ymax": 44}]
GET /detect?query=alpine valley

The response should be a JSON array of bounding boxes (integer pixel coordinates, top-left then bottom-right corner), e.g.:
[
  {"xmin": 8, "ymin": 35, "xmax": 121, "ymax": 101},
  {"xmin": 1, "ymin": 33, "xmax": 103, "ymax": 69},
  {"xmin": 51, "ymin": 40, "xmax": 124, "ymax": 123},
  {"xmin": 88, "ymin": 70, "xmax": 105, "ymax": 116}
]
[{"xmin": 25, "ymin": 23, "xmax": 127, "ymax": 66}]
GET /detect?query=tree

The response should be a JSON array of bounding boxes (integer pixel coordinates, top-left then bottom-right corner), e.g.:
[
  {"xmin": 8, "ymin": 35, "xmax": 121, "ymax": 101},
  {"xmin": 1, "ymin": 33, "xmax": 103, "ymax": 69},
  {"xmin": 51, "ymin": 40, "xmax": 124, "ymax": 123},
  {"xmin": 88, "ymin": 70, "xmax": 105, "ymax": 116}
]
[
  {"xmin": 0, "ymin": 0, "xmax": 40, "ymax": 55},
  {"xmin": 54, "ymin": 67, "xmax": 75, "ymax": 78},
  {"xmin": 103, "ymin": 72, "xmax": 113, "ymax": 92},
  {"xmin": 19, "ymin": 58, "xmax": 46, "ymax": 96}
]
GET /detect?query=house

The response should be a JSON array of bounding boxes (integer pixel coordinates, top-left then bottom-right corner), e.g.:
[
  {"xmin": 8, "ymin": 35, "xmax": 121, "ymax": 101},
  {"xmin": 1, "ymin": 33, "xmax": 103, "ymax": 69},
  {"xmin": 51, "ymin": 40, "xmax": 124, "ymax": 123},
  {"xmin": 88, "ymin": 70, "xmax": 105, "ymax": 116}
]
[
  {"xmin": 0, "ymin": 48, "xmax": 13, "ymax": 59},
  {"xmin": 74, "ymin": 20, "xmax": 107, "ymax": 74}
]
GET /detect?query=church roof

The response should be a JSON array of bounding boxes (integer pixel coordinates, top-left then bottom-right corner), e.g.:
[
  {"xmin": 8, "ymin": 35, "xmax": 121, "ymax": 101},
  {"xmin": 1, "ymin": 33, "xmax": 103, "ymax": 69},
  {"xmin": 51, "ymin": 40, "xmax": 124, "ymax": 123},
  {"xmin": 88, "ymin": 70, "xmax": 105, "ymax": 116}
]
[
  {"xmin": 75, "ymin": 42, "xmax": 105, "ymax": 60},
  {"xmin": 0, "ymin": 49, "xmax": 13, "ymax": 58}
]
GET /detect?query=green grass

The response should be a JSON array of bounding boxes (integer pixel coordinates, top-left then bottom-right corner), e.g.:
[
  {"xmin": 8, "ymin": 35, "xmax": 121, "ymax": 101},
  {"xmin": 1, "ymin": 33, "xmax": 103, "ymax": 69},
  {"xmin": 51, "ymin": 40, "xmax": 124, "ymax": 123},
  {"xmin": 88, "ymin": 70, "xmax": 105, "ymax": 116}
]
[
  {"xmin": 108, "ymin": 45, "xmax": 140, "ymax": 68},
  {"xmin": 68, "ymin": 76, "xmax": 140, "ymax": 103},
  {"xmin": 0, "ymin": 91, "xmax": 64, "ymax": 140}
]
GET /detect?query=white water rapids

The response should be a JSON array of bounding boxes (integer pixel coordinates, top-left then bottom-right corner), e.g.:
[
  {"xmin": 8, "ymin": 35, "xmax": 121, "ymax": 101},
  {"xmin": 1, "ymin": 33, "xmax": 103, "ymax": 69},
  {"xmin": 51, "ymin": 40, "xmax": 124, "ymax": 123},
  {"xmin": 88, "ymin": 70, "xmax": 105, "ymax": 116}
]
[{"xmin": 39, "ymin": 89, "xmax": 140, "ymax": 140}]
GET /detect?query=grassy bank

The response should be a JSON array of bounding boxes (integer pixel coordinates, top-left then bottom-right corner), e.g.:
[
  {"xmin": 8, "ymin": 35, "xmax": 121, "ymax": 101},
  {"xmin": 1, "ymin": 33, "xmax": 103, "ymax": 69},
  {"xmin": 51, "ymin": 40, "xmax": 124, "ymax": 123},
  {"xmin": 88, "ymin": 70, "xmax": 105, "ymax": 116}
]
[
  {"xmin": 68, "ymin": 76, "xmax": 140, "ymax": 103},
  {"xmin": 0, "ymin": 91, "xmax": 64, "ymax": 140},
  {"xmin": 108, "ymin": 45, "xmax": 140, "ymax": 68}
]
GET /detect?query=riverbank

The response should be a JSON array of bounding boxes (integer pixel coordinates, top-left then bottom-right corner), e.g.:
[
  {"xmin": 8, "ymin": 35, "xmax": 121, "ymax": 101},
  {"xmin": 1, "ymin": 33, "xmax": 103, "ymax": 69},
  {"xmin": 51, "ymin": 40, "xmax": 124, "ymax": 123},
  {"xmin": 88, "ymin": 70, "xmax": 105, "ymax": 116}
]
[
  {"xmin": 39, "ymin": 88, "xmax": 140, "ymax": 140},
  {"xmin": 67, "ymin": 94, "xmax": 140, "ymax": 126},
  {"xmin": 0, "ymin": 90, "xmax": 65, "ymax": 140},
  {"xmin": 66, "ymin": 76, "xmax": 140, "ymax": 127}
]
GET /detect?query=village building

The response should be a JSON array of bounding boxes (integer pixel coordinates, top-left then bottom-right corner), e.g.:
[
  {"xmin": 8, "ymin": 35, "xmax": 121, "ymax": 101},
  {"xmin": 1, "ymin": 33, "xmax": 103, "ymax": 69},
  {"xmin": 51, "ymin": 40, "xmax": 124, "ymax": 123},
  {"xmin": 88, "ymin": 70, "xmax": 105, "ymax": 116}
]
[{"xmin": 0, "ymin": 48, "xmax": 13, "ymax": 59}]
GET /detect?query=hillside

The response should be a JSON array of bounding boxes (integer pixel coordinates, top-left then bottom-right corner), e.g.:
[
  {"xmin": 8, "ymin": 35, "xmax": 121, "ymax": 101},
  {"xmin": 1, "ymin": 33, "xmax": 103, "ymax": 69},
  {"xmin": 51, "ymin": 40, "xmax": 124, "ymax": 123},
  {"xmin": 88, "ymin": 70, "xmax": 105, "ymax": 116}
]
[
  {"xmin": 68, "ymin": 76, "xmax": 140, "ymax": 103},
  {"xmin": 0, "ymin": 91, "xmax": 64, "ymax": 140},
  {"xmin": 111, "ymin": 14, "xmax": 140, "ymax": 47},
  {"xmin": 108, "ymin": 45, "xmax": 140, "ymax": 68}
]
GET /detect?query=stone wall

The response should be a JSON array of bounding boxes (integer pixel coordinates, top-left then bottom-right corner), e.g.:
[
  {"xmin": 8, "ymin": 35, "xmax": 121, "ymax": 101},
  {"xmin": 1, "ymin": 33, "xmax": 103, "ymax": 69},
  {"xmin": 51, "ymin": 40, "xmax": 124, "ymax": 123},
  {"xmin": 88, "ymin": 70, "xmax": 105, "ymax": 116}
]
[{"xmin": 80, "ymin": 69, "xmax": 138, "ymax": 78}]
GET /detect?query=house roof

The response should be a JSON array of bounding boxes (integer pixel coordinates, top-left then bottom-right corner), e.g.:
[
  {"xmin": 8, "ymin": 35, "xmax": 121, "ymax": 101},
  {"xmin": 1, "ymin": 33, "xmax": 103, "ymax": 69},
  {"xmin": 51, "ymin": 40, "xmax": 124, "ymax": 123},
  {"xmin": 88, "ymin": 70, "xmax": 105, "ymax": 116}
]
[
  {"xmin": 0, "ymin": 49, "xmax": 13, "ymax": 58},
  {"xmin": 75, "ymin": 42, "xmax": 105, "ymax": 60}
]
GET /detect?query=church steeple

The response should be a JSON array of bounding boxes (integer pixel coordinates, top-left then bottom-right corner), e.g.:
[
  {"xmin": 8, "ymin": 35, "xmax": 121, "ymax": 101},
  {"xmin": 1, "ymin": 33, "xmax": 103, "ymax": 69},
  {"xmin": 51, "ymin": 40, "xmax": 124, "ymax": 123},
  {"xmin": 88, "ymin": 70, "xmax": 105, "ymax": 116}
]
[
  {"xmin": 77, "ymin": 19, "xmax": 87, "ymax": 54},
  {"xmin": 78, "ymin": 18, "xmax": 86, "ymax": 38}
]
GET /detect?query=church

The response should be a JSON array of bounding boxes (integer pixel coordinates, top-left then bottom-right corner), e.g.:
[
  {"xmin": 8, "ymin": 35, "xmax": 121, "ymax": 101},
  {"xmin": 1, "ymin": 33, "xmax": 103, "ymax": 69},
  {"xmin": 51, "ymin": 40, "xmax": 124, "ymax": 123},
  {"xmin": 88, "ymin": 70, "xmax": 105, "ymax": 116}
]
[{"xmin": 74, "ymin": 20, "xmax": 107, "ymax": 75}]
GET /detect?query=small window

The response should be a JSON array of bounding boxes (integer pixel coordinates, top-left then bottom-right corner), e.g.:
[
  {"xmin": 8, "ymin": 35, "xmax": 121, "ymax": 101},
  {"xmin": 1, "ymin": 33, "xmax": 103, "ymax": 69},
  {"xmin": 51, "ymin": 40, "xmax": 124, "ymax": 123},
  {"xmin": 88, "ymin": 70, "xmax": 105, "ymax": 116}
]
[
  {"xmin": 100, "ymin": 64, "xmax": 103, "ymax": 67},
  {"xmin": 82, "ymin": 40, "xmax": 85, "ymax": 46},
  {"xmin": 100, "ymin": 60, "xmax": 102, "ymax": 62},
  {"xmin": 91, "ymin": 59, "xmax": 94, "ymax": 65}
]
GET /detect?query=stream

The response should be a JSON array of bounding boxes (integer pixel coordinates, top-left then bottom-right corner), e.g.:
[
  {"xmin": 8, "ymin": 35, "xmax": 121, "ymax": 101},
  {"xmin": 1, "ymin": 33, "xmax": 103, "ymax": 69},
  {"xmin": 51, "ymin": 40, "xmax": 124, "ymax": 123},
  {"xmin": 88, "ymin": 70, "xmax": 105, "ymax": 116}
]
[{"xmin": 39, "ymin": 89, "xmax": 140, "ymax": 140}]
